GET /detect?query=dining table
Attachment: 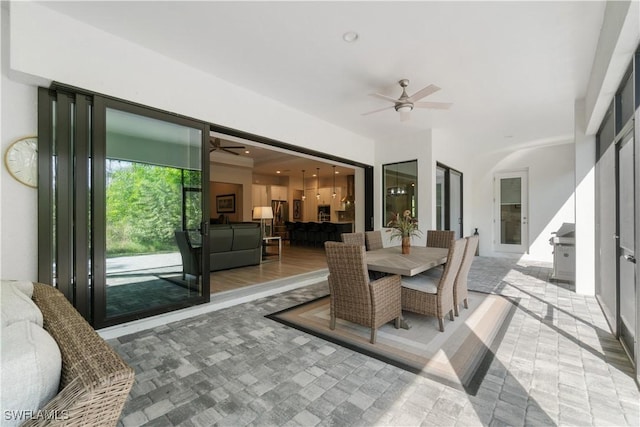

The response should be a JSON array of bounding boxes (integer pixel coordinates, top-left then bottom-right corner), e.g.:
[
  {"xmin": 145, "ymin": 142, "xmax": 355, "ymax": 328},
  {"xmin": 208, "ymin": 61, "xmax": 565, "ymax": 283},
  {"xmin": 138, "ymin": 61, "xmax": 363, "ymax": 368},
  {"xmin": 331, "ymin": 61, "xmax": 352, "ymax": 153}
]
[
  {"xmin": 365, "ymin": 246, "xmax": 449, "ymax": 277},
  {"xmin": 365, "ymin": 245, "xmax": 449, "ymax": 330}
]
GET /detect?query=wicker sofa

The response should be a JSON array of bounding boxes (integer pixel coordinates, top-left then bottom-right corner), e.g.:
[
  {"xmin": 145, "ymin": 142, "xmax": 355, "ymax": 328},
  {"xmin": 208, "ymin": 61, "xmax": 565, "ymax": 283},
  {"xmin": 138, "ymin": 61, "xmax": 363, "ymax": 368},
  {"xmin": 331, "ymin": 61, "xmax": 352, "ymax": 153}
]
[{"xmin": 23, "ymin": 284, "xmax": 134, "ymax": 427}]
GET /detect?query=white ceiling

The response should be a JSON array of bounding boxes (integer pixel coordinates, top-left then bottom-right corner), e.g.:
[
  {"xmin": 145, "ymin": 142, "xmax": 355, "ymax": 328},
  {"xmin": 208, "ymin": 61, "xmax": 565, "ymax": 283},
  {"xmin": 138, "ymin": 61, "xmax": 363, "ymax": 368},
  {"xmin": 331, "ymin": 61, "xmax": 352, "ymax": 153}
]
[{"xmin": 41, "ymin": 1, "xmax": 605, "ymax": 160}]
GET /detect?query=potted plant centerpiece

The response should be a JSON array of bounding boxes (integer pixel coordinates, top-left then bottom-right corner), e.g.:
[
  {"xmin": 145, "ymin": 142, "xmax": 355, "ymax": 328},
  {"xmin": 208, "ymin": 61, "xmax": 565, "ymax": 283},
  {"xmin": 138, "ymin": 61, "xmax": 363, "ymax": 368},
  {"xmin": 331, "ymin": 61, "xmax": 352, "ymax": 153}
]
[{"xmin": 387, "ymin": 210, "xmax": 421, "ymax": 254}]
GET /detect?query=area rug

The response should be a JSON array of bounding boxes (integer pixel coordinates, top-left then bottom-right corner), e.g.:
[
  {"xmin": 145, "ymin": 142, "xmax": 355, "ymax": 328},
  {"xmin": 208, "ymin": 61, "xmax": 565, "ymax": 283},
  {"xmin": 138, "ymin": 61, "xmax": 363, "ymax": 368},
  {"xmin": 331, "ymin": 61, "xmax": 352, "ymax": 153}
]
[{"xmin": 267, "ymin": 290, "xmax": 517, "ymax": 395}]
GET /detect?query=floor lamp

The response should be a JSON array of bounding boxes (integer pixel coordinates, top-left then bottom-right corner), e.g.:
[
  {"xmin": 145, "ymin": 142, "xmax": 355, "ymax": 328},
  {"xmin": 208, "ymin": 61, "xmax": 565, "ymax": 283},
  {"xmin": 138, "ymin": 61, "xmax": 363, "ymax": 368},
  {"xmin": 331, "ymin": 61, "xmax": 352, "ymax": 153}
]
[{"xmin": 253, "ymin": 206, "xmax": 274, "ymax": 238}]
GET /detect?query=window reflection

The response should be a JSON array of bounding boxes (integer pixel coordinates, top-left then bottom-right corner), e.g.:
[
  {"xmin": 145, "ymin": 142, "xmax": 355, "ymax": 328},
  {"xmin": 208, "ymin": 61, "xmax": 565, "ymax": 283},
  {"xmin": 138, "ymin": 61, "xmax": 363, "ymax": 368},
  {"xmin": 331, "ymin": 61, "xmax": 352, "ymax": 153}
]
[{"xmin": 383, "ymin": 160, "xmax": 418, "ymax": 226}]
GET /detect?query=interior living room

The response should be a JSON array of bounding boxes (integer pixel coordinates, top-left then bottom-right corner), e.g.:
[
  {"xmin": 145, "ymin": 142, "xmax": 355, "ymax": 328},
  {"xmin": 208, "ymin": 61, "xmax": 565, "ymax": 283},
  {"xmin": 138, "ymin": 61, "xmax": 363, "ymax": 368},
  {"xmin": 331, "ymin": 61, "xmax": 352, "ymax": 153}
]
[{"xmin": 1, "ymin": 2, "xmax": 639, "ymax": 426}]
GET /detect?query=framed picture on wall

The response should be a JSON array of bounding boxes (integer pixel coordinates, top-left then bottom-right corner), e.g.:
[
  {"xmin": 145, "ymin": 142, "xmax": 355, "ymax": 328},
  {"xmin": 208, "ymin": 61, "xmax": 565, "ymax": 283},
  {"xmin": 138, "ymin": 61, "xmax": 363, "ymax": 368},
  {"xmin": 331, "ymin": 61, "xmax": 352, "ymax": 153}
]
[
  {"xmin": 216, "ymin": 194, "xmax": 236, "ymax": 213},
  {"xmin": 293, "ymin": 199, "xmax": 302, "ymax": 220}
]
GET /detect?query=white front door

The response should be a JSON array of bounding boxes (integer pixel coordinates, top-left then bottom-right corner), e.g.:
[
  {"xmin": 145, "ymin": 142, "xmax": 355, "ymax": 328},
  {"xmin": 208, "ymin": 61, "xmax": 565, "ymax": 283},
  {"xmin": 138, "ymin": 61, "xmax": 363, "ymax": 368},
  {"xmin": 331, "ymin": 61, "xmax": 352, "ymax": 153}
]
[{"xmin": 494, "ymin": 170, "xmax": 529, "ymax": 253}]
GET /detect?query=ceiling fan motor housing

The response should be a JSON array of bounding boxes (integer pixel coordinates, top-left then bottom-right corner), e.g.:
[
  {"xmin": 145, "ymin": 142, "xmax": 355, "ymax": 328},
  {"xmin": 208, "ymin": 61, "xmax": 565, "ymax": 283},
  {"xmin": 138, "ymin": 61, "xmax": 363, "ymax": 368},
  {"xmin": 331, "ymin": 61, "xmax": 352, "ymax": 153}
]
[{"xmin": 395, "ymin": 102, "xmax": 414, "ymax": 112}]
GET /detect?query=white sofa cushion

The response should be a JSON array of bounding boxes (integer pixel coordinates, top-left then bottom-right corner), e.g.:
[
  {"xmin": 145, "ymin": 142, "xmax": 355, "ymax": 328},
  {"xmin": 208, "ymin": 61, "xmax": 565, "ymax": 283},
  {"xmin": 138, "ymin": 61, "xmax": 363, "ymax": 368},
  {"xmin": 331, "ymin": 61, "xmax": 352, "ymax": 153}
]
[
  {"xmin": 1, "ymin": 281, "xmax": 43, "ymax": 327},
  {"xmin": 1, "ymin": 280, "xmax": 34, "ymax": 297},
  {"xmin": 401, "ymin": 274, "xmax": 439, "ymax": 294},
  {"xmin": 0, "ymin": 320, "xmax": 62, "ymax": 427}
]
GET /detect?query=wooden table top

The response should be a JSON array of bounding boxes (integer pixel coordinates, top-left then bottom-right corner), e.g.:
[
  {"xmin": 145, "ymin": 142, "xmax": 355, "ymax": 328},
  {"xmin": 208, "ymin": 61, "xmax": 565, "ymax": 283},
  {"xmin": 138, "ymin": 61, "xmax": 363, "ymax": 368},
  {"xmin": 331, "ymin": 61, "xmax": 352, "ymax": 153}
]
[{"xmin": 366, "ymin": 246, "xmax": 448, "ymax": 276}]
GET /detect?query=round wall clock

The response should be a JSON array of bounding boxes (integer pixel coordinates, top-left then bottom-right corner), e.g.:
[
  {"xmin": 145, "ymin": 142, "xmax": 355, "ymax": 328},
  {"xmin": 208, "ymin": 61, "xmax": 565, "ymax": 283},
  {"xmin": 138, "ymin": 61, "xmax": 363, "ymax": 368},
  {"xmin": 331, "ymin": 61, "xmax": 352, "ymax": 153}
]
[{"xmin": 4, "ymin": 136, "xmax": 38, "ymax": 188}]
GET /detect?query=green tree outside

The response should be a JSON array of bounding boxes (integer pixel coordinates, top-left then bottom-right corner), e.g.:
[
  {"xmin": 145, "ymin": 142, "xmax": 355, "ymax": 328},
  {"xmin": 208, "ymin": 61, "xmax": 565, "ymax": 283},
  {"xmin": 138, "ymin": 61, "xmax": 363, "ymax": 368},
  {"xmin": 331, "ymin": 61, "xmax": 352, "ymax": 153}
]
[{"xmin": 106, "ymin": 160, "xmax": 201, "ymax": 257}]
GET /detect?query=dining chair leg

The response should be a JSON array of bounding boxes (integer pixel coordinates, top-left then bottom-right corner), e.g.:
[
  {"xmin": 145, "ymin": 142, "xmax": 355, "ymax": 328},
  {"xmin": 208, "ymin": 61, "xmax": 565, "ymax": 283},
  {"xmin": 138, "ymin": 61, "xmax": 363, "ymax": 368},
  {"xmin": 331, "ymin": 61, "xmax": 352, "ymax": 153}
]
[
  {"xmin": 449, "ymin": 310, "xmax": 454, "ymax": 321},
  {"xmin": 330, "ymin": 315, "xmax": 336, "ymax": 330},
  {"xmin": 464, "ymin": 298, "xmax": 468, "ymax": 309},
  {"xmin": 454, "ymin": 304, "xmax": 460, "ymax": 317},
  {"xmin": 395, "ymin": 317, "xmax": 401, "ymax": 329},
  {"xmin": 370, "ymin": 328, "xmax": 377, "ymax": 344},
  {"xmin": 438, "ymin": 318, "xmax": 444, "ymax": 332}
]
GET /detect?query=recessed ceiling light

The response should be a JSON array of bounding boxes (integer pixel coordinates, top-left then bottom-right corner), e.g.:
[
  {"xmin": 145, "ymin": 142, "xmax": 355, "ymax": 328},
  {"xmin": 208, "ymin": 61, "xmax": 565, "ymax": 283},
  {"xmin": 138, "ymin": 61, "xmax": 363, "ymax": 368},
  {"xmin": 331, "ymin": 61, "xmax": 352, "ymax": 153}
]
[
  {"xmin": 312, "ymin": 174, "xmax": 317, "ymax": 177},
  {"xmin": 335, "ymin": 170, "xmax": 340, "ymax": 174},
  {"xmin": 342, "ymin": 31, "xmax": 359, "ymax": 43},
  {"xmin": 245, "ymin": 150, "xmax": 250, "ymax": 154},
  {"xmin": 276, "ymin": 170, "xmax": 281, "ymax": 174}
]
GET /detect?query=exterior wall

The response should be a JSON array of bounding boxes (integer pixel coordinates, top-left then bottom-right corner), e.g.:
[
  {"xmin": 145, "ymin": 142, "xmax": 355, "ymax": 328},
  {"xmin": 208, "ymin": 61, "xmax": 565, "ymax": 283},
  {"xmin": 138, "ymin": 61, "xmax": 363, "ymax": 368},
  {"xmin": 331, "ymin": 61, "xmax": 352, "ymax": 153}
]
[{"xmin": 0, "ymin": 72, "xmax": 39, "ymax": 280}]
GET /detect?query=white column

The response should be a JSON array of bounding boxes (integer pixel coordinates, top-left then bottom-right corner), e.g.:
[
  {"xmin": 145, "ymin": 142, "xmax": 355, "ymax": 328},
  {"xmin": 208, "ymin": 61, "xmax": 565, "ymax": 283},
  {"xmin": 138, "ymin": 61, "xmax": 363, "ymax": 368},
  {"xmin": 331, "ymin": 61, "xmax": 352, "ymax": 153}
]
[{"xmin": 574, "ymin": 99, "xmax": 596, "ymax": 295}]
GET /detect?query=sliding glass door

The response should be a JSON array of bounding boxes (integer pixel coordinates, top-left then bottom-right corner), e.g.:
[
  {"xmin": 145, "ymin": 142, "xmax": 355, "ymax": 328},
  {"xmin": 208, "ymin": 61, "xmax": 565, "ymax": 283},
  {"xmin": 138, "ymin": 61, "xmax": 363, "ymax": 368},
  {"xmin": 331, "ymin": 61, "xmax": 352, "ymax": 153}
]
[
  {"xmin": 38, "ymin": 88, "xmax": 210, "ymax": 329},
  {"xmin": 435, "ymin": 162, "xmax": 463, "ymax": 238},
  {"xmin": 94, "ymin": 99, "xmax": 209, "ymax": 327}
]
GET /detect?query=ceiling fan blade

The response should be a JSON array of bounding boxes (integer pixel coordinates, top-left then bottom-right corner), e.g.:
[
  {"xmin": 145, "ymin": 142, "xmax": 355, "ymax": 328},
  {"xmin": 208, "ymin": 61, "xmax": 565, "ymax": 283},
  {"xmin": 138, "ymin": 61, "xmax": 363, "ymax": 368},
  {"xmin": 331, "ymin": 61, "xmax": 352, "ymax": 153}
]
[
  {"xmin": 369, "ymin": 93, "xmax": 400, "ymax": 103},
  {"xmin": 220, "ymin": 147, "xmax": 240, "ymax": 155},
  {"xmin": 408, "ymin": 84, "xmax": 440, "ymax": 102},
  {"xmin": 400, "ymin": 111, "xmax": 411, "ymax": 122},
  {"xmin": 361, "ymin": 105, "xmax": 395, "ymax": 116},
  {"xmin": 414, "ymin": 101, "xmax": 452, "ymax": 110}
]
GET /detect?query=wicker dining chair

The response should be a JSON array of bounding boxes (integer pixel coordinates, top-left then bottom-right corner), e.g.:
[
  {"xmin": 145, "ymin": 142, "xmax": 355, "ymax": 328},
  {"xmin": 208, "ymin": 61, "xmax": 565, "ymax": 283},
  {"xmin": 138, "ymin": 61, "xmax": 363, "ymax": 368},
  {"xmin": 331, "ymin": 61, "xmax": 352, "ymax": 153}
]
[
  {"xmin": 426, "ymin": 230, "xmax": 456, "ymax": 248},
  {"xmin": 365, "ymin": 230, "xmax": 384, "ymax": 251},
  {"xmin": 453, "ymin": 235, "xmax": 479, "ymax": 316},
  {"xmin": 324, "ymin": 241, "xmax": 402, "ymax": 343},
  {"xmin": 401, "ymin": 238, "xmax": 466, "ymax": 332},
  {"xmin": 341, "ymin": 232, "xmax": 365, "ymax": 247}
]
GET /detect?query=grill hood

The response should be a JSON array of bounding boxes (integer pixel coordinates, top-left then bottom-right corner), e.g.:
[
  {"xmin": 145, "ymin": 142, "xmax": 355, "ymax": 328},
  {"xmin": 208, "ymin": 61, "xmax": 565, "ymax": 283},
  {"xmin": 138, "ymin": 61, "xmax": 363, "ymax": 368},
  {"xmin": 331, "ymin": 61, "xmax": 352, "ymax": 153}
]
[{"xmin": 341, "ymin": 175, "xmax": 355, "ymax": 203}]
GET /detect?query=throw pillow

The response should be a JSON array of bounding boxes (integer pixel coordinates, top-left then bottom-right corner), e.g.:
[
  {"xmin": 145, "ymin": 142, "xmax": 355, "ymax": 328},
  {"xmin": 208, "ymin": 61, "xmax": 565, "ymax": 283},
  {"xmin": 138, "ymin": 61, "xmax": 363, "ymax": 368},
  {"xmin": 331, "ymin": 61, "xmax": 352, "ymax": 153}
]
[
  {"xmin": 0, "ymin": 280, "xmax": 34, "ymax": 297},
  {"xmin": 0, "ymin": 320, "xmax": 62, "ymax": 427},
  {"xmin": 0, "ymin": 282, "xmax": 43, "ymax": 328}
]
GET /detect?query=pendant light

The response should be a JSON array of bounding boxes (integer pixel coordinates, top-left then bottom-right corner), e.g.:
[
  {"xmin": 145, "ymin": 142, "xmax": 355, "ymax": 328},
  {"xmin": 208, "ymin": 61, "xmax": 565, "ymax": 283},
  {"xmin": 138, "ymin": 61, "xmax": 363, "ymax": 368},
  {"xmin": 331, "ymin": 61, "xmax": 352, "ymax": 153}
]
[
  {"xmin": 301, "ymin": 170, "xmax": 306, "ymax": 201},
  {"xmin": 387, "ymin": 163, "xmax": 407, "ymax": 196},
  {"xmin": 316, "ymin": 167, "xmax": 320, "ymax": 200},
  {"xmin": 332, "ymin": 166, "xmax": 337, "ymax": 198}
]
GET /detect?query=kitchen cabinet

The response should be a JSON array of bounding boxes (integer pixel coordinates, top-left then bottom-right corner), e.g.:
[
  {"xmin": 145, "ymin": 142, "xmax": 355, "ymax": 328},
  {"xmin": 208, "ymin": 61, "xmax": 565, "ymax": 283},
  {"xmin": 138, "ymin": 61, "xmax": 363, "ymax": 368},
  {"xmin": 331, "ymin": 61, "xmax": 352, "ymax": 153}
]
[
  {"xmin": 252, "ymin": 185, "xmax": 268, "ymax": 206},
  {"xmin": 270, "ymin": 185, "xmax": 288, "ymax": 201}
]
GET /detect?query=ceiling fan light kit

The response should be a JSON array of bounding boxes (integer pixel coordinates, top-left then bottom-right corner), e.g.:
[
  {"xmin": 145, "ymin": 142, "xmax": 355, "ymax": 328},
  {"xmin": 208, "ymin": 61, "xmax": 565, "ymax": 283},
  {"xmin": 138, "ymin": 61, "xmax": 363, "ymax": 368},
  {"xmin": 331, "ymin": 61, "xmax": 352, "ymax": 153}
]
[{"xmin": 363, "ymin": 78, "xmax": 451, "ymax": 121}]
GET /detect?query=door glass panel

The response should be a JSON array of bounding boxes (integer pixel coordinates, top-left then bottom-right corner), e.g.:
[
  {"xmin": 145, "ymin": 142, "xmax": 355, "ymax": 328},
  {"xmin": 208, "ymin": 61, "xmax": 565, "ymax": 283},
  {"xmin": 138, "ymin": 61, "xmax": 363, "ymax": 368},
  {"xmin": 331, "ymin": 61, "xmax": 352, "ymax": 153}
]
[
  {"xmin": 500, "ymin": 177, "xmax": 522, "ymax": 244},
  {"xmin": 618, "ymin": 134, "xmax": 635, "ymax": 357},
  {"xmin": 105, "ymin": 108, "xmax": 203, "ymax": 318},
  {"xmin": 449, "ymin": 170, "xmax": 462, "ymax": 237},
  {"xmin": 435, "ymin": 167, "xmax": 445, "ymax": 230}
]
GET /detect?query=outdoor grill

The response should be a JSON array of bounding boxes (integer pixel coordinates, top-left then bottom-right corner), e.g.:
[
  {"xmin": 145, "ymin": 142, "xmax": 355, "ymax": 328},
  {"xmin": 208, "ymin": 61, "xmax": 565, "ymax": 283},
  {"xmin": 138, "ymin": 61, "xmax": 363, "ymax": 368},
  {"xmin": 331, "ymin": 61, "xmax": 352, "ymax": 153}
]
[{"xmin": 549, "ymin": 222, "xmax": 575, "ymax": 281}]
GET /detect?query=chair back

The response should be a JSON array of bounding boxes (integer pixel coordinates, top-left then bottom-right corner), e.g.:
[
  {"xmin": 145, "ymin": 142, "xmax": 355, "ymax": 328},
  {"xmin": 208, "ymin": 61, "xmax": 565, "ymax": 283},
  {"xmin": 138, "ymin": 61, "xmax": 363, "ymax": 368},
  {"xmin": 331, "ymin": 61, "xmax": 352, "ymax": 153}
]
[
  {"xmin": 324, "ymin": 241, "xmax": 371, "ymax": 306},
  {"xmin": 437, "ymin": 238, "xmax": 466, "ymax": 294},
  {"xmin": 455, "ymin": 235, "xmax": 479, "ymax": 288},
  {"xmin": 365, "ymin": 230, "xmax": 383, "ymax": 251},
  {"xmin": 426, "ymin": 230, "xmax": 455, "ymax": 248},
  {"xmin": 341, "ymin": 232, "xmax": 365, "ymax": 247},
  {"xmin": 174, "ymin": 230, "xmax": 200, "ymax": 275}
]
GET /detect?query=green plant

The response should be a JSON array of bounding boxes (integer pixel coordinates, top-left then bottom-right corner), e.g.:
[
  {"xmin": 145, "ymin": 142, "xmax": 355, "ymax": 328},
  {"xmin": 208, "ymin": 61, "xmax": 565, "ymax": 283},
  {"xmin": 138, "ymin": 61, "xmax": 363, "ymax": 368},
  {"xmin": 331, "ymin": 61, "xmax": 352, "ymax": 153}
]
[{"xmin": 386, "ymin": 210, "xmax": 421, "ymax": 240}]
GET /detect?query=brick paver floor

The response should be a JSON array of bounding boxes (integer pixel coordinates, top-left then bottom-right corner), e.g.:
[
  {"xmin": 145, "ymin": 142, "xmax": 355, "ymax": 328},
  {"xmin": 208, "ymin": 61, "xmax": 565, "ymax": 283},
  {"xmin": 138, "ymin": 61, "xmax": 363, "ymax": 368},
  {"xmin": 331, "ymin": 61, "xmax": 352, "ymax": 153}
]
[{"xmin": 111, "ymin": 257, "xmax": 640, "ymax": 426}]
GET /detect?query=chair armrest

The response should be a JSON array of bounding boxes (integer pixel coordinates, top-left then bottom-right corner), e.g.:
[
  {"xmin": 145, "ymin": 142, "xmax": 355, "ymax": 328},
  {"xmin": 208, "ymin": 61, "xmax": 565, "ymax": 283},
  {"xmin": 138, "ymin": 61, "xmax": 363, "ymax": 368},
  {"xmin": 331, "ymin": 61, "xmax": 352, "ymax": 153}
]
[{"xmin": 25, "ymin": 284, "xmax": 134, "ymax": 427}]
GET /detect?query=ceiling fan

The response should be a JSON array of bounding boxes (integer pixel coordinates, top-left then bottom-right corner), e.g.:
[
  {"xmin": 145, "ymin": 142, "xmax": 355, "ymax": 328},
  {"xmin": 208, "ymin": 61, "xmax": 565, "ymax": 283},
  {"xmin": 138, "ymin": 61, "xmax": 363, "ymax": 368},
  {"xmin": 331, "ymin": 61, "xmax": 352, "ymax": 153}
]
[
  {"xmin": 362, "ymin": 79, "xmax": 452, "ymax": 122},
  {"xmin": 209, "ymin": 137, "xmax": 245, "ymax": 156}
]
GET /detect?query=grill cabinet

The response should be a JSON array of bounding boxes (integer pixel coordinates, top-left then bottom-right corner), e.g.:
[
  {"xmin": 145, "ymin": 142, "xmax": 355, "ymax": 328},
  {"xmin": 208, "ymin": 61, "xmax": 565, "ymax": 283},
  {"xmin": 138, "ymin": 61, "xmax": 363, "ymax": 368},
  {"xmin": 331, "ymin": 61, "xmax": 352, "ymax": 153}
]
[{"xmin": 549, "ymin": 223, "xmax": 575, "ymax": 281}]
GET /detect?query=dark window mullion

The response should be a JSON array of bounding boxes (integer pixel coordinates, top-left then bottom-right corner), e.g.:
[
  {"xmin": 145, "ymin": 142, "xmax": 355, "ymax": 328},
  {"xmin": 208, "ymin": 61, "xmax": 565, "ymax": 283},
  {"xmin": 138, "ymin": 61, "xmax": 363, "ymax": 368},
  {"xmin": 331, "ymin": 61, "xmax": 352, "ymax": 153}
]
[
  {"xmin": 37, "ymin": 88, "xmax": 54, "ymax": 285},
  {"xmin": 55, "ymin": 94, "xmax": 73, "ymax": 301},
  {"xmin": 74, "ymin": 95, "xmax": 90, "ymax": 320},
  {"xmin": 92, "ymin": 96, "xmax": 107, "ymax": 326}
]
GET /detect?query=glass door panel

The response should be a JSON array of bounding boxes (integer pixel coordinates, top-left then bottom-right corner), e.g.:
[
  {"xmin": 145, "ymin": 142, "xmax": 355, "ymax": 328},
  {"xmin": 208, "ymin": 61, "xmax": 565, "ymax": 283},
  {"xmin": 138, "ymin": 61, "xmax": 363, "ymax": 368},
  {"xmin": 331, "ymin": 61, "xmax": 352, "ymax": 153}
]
[
  {"xmin": 494, "ymin": 171, "xmax": 528, "ymax": 253},
  {"xmin": 618, "ymin": 133, "xmax": 636, "ymax": 358},
  {"xmin": 449, "ymin": 170, "xmax": 462, "ymax": 238},
  {"xmin": 436, "ymin": 166, "xmax": 445, "ymax": 230},
  {"xmin": 103, "ymin": 107, "xmax": 205, "ymax": 319}
]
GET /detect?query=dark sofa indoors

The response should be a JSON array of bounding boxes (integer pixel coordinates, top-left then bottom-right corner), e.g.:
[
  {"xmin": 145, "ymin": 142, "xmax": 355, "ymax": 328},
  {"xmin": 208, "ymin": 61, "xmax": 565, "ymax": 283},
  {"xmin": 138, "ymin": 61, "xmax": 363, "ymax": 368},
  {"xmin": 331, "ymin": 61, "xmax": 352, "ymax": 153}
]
[{"xmin": 209, "ymin": 223, "xmax": 262, "ymax": 271}]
